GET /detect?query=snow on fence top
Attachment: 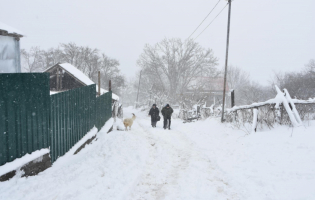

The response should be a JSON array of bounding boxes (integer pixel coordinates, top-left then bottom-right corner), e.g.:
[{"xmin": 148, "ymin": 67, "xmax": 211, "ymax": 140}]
[
  {"xmin": 227, "ymin": 95, "xmax": 315, "ymax": 113},
  {"xmin": 227, "ymin": 99, "xmax": 278, "ymax": 113},
  {"xmin": 96, "ymin": 85, "xmax": 119, "ymax": 101},
  {"xmin": 0, "ymin": 21, "xmax": 23, "ymax": 37}
]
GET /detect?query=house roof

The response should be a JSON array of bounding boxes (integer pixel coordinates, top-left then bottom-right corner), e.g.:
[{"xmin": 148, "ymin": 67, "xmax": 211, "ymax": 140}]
[
  {"xmin": 45, "ymin": 63, "xmax": 120, "ymax": 100},
  {"xmin": 44, "ymin": 63, "xmax": 95, "ymax": 86},
  {"xmin": 0, "ymin": 21, "xmax": 23, "ymax": 37},
  {"xmin": 59, "ymin": 63, "xmax": 95, "ymax": 86}
]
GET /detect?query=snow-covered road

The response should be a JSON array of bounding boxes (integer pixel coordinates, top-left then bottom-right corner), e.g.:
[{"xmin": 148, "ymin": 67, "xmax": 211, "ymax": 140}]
[
  {"xmin": 125, "ymin": 108, "xmax": 240, "ymax": 200},
  {"xmin": 1, "ymin": 107, "xmax": 315, "ymax": 200}
]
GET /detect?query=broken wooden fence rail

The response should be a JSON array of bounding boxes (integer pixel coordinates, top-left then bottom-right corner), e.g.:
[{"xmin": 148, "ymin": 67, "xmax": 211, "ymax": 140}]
[{"xmin": 226, "ymin": 86, "xmax": 315, "ymax": 132}]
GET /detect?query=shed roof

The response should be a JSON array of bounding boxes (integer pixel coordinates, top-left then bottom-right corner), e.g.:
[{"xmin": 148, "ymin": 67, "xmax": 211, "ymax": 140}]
[
  {"xmin": 59, "ymin": 63, "xmax": 95, "ymax": 86},
  {"xmin": 45, "ymin": 63, "xmax": 120, "ymax": 100},
  {"xmin": 0, "ymin": 21, "xmax": 23, "ymax": 37}
]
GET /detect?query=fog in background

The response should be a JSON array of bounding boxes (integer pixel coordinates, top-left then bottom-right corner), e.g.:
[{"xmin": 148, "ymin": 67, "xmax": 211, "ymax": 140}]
[{"xmin": 1, "ymin": 0, "xmax": 314, "ymax": 85}]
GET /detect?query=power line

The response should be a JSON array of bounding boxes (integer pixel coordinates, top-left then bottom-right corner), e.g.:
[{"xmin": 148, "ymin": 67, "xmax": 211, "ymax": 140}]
[
  {"xmin": 194, "ymin": 3, "xmax": 228, "ymax": 40},
  {"xmin": 187, "ymin": 0, "xmax": 221, "ymax": 39}
]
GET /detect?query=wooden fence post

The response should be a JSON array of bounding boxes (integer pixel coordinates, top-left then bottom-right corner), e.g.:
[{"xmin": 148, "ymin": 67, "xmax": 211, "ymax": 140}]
[
  {"xmin": 56, "ymin": 68, "xmax": 59, "ymax": 91},
  {"xmin": 252, "ymin": 107, "xmax": 258, "ymax": 132},
  {"xmin": 98, "ymin": 71, "xmax": 100, "ymax": 96},
  {"xmin": 280, "ymin": 103, "xmax": 284, "ymax": 124},
  {"xmin": 231, "ymin": 89, "xmax": 235, "ymax": 108}
]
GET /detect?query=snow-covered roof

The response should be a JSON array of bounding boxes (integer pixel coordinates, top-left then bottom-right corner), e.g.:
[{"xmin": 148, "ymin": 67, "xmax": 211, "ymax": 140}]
[
  {"xmin": 0, "ymin": 21, "xmax": 23, "ymax": 37},
  {"xmin": 58, "ymin": 63, "xmax": 95, "ymax": 86},
  {"xmin": 46, "ymin": 63, "xmax": 120, "ymax": 100}
]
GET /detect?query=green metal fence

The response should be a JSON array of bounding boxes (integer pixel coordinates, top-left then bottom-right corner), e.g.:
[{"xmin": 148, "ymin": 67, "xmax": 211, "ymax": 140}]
[
  {"xmin": 95, "ymin": 91, "xmax": 112, "ymax": 130},
  {"xmin": 0, "ymin": 73, "xmax": 112, "ymax": 166},
  {"xmin": 50, "ymin": 84, "xmax": 97, "ymax": 162},
  {"xmin": 0, "ymin": 73, "xmax": 50, "ymax": 166}
]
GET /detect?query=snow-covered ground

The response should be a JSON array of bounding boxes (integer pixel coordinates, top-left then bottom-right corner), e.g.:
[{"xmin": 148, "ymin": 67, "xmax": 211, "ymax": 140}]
[{"xmin": 1, "ymin": 107, "xmax": 315, "ymax": 200}]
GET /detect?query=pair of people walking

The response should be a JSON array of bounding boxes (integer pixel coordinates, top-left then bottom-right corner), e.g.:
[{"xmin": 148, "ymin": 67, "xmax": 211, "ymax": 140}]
[{"xmin": 148, "ymin": 104, "xmax": 173, "ymax": 130}]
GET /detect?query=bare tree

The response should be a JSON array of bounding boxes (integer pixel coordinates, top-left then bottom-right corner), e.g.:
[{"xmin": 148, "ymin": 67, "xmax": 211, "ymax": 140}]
[
  {"xmin": 99, "ymin": 54, "xmax": 120, "ymax": 80},
  {"xmin": 226, "ymin": 65, "xmax": 250, "ymax": 91},
  {"xmin": 41, "ymin": 47, "xmax": 65, "ymax": 70},
  {"xmin": 21, "ymin": 47, "xmax": 44, "ymax": 72},
  {"xmin": 270, "ymin": 59, "xmax": 315, "ymax": 100},
  {"xmin": 137, "ymin": 38, "xmax": 218, "ymax": 102},
  {"xmin": 305, "ymin": 59, "xmax": 315, "ymax": 79},
  {"xmin": 60, "ymin": 43, "xmax": 82, "ymax": 67}
]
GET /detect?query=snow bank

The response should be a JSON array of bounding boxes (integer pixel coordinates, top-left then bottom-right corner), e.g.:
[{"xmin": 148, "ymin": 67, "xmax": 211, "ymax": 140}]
[
  {"xmin": 53, "ymin": 119, "xmax": 114, "ymax": 165},
  {"xmin": 99, "ymin": 118, "xmax": 114, "ymax": 133},
  {"xmin": 175, "ymin": 118, "xmax": 315, "ymax": 199},
  {"xmin": 0, "ymin": 148, "xmax": 49, "ymax": 177}
]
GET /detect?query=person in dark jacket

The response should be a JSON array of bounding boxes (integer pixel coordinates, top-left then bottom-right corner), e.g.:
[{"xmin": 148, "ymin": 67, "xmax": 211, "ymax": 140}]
[
  {"xmin": 148, "ymin": 104, "xmax": 160, "ymax": 127},
  {"xmin": 161, "ymin": 104, "xmax": 173, "ymax": 130}
]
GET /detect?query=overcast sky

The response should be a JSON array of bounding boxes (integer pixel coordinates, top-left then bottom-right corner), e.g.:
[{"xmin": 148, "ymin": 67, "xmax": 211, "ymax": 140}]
[{"xmin": 1, "ymin": 0, "xmax": 314, "ymax": 85}]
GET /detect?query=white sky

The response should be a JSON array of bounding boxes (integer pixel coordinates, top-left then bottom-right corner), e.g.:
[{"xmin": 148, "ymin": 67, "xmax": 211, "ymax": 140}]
[{"xmin": 1, "ymin": 0, "xmax": 314, "ymax": 85}]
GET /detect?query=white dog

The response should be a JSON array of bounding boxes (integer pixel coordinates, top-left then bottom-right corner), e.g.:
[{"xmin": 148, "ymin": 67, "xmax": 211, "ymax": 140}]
[{"xmin": 123, "ymin": 113, "xmax": 136, "ymax": 131}]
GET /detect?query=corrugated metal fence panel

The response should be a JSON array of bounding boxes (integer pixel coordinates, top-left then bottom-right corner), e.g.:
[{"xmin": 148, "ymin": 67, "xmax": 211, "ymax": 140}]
[
  {"xmin": 0, "ymin": 73, "xmax": 112, "ymax": 166},
  {"xmin": 95, "ymin": 91, "xmax": 112, "ymax": 130},
  {"xmin": 0, "ymin": 73, "xmax": 50, "ymax": 166},
  {"xmin": 50, "ymin": 84, "xmax": 97, "ymax": 163}
]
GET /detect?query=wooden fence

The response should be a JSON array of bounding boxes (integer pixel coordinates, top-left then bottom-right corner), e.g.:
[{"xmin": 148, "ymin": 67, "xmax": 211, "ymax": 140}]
[{"xmin": 225, "ymin": 86, "xmax": 315, "ymax": 132}]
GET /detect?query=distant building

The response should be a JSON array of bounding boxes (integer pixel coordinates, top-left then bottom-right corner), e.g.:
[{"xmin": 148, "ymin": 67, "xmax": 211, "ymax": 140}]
[
  {"xmin": 0, "ymin": 22, "xmax": 23, "ymax": 73},
  {"xmin": 44, "ymin": 63, "xmax": 119, "ymax": 101},
  {"xmin": 184, "ymin": 77, "xmax": 231, "ymax": 107}
]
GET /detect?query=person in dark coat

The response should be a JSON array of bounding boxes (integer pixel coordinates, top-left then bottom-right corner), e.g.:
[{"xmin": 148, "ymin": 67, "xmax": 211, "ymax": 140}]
[
  {"xmin": 161, "ymin": 104, "xmax": 173, "ymax": 130},
  {"xmin": 148, "ymin": 104, "xmax": 160, "ymax": 127}
]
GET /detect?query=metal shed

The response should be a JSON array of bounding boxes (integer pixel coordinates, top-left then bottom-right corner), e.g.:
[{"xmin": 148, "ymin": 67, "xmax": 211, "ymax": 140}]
[{"xmin": 0, "ymin": 21, "xmax": 23, "ymax": 73}]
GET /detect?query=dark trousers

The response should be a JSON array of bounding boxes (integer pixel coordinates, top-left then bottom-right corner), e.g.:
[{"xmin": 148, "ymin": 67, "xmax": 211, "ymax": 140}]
[
  {"xmin": 151, "ymin": 121, "xmax": 157, "ymax": 127},
  {"xmin": 163, "ymin": 117, "xmax": 171, "ymax": 128}
]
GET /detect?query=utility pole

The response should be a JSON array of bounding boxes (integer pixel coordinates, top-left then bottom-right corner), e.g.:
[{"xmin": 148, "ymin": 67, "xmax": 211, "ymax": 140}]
[
  {"xmin": 221, "ymin": 0, "xmax": 232, "ymax": 123},
  {"xmin": 136, "ymin": 70, "xmax": 142, "ymax": 108}
]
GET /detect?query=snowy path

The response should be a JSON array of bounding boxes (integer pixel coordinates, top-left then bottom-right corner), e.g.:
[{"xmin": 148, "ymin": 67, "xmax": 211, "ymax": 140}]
[
  {"xmin": 1, "ymin": 107, "xmax": 315, "ymax": 200},
  {"xmin": 126, "ymin": 108, "xmax": 240, "ymax": 200}
]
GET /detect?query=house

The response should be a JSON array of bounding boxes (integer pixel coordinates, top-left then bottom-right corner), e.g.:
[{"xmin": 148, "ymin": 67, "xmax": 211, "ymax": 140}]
[
  {"xmin": 44, "ymin": 63, "xmax": 119, "ymax": 101},
  {"xmin": 184, "ymin": 77, "xmax": 231, "ymax": 107},
  {"xmin": 0, "ymin": 21, "xmax": 23, "ymax": 73}
]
